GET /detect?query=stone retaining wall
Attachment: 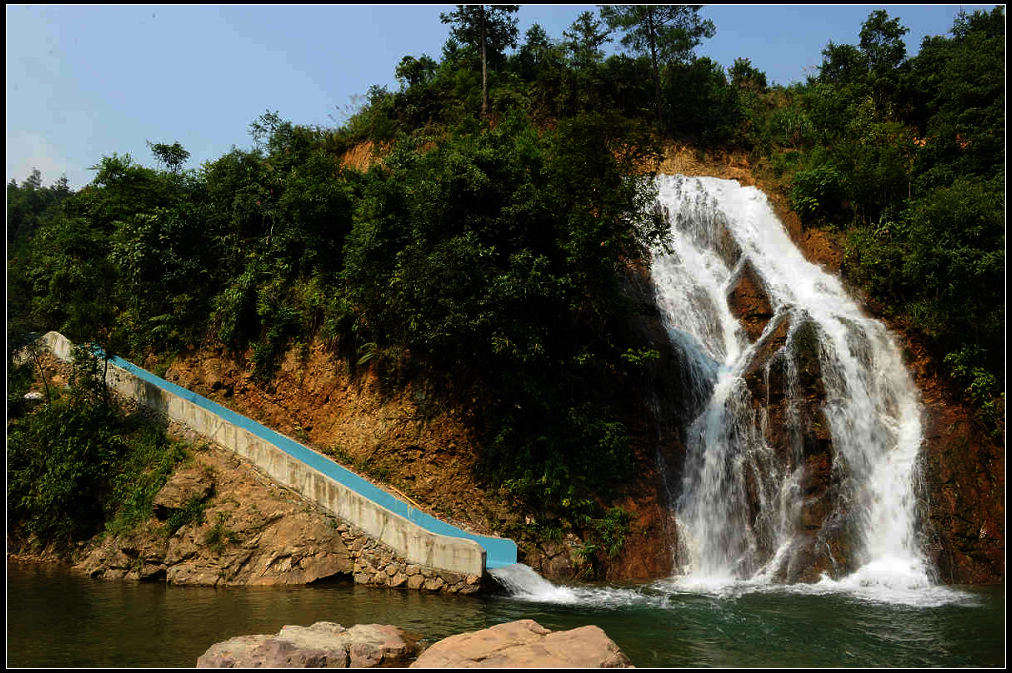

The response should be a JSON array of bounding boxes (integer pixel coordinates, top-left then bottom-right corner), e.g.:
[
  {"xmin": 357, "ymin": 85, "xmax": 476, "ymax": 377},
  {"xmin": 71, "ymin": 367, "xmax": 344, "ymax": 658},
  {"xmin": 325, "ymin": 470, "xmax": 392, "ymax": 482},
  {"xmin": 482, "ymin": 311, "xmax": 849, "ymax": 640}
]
[{"xmin": 334, "ymin": 519, "xmax": 483, "ymax": 593}]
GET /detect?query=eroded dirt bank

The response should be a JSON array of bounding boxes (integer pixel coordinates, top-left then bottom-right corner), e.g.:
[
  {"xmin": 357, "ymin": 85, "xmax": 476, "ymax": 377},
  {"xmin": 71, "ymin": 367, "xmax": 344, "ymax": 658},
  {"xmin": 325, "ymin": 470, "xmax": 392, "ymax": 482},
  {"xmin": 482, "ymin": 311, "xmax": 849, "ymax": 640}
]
[{"xmin": 150, "ymin": 328, "xmax": 678, "ymax": 583}]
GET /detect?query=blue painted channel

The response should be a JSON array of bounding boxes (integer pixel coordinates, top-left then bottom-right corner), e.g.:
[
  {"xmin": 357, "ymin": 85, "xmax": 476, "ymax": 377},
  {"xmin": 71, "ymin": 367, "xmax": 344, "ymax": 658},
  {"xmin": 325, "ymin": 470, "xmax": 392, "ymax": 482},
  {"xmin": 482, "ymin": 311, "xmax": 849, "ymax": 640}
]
[{"xmin": 101, "ymin": 351, "xmax": 518, "ymax": 570}]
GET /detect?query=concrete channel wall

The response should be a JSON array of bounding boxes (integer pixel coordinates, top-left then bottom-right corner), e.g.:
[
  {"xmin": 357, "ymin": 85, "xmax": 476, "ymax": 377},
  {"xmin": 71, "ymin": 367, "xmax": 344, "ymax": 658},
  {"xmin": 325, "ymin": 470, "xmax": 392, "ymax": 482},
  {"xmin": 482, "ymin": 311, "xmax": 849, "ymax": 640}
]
[{"xmin": 37, "ymin": 332, "xmax": 518, "ymax": 577}]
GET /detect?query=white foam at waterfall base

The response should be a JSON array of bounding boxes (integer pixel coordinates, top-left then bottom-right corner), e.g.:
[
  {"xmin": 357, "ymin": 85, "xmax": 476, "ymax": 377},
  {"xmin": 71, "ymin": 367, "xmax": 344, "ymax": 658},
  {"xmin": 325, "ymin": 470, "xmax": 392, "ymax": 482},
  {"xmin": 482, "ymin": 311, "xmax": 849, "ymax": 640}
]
[{"xmin": 489, "ymin": 564, "xmax": 974, "ymax": 609}]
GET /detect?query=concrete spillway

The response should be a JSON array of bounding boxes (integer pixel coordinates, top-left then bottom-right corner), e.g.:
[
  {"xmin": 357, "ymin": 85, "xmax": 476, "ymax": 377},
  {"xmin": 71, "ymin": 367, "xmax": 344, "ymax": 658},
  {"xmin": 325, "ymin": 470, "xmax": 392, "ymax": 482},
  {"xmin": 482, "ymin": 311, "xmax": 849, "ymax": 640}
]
[{"xmin": 35, "ymin": 331, "xmax": 518, "ymax": 576}]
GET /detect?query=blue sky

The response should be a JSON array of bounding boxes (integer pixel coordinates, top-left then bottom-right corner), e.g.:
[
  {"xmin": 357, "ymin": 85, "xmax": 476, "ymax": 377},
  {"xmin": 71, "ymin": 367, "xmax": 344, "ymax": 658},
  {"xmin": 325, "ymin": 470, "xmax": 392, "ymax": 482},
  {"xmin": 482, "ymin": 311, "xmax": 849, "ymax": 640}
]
[{"xmin": 6, "ymin": 4, "xmax": 996, "ymax": 189}]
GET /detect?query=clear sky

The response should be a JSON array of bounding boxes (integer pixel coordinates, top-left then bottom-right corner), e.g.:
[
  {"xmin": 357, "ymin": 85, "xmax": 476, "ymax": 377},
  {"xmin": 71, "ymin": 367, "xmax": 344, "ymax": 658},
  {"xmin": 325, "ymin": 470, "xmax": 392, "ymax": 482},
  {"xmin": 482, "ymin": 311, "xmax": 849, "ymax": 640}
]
[{"xmin": 6, "ymin": 4, "xmax": 997, "ymax": 190}]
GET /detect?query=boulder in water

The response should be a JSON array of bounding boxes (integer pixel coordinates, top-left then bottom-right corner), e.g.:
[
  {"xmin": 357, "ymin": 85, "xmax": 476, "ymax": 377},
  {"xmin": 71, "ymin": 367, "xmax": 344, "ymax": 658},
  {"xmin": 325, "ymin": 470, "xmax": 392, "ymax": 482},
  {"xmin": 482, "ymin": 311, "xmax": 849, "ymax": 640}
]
[
  {"xmin": 409, "ymin": 619, "xmax": 633, "ymax": 668},
  {"xmin": 196, "ymin": 621, "xmax": 421, "ymax": 668}
]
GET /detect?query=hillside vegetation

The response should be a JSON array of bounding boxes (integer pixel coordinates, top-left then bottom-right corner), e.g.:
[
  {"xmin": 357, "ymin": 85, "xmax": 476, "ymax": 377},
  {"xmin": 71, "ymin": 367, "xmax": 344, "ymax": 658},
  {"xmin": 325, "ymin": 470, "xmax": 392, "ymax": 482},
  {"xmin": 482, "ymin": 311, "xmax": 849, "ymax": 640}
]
[{"xmin": 7, "ymin": 6, "xmax": 1004, "ymax": 561}]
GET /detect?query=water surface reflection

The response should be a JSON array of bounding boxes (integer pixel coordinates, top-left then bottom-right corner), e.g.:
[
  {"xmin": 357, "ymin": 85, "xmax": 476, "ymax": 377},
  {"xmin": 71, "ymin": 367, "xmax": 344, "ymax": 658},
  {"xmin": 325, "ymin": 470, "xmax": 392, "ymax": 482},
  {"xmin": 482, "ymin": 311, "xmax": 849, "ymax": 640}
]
[{"xmin": 6, "ymin": 562, "xmax": 1004, "ymax": 668}]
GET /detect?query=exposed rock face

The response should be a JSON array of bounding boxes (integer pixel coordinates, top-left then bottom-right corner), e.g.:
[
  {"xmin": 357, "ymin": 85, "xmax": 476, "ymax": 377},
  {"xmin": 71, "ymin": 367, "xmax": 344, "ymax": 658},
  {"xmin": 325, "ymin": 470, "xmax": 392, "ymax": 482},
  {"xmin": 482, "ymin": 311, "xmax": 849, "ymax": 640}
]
[
  {"xmin": 196, "ymin": 622, "xmax": 421, "ymax": 668},
  {"xmin": 409, "ymin": 619, "xmax": 633, "ymax": 669},
  {"xmin": 899, "ymin": 334, "xmax": 1005, "ymax": 584},
  {"xmin": 151, "ymin": 466, "xmax": 214, "ymax": 519},
  {"xmin": 77, "ymin": 443, "xmax": 354, "ymax": 586},
  {"xmin": 727, "ymin": 261, "xmax": 773, "ymax": 342},
  {"xmin": 75, "ymin": 437, "xmax": 483, "ymax": 592},
  {"xmin": 921, "ymin": 414, "xmax": 1005, "ymax": 584},
  {"xmin": 738, "ymin": 314, "xmax": 853, "ymax": 582}
]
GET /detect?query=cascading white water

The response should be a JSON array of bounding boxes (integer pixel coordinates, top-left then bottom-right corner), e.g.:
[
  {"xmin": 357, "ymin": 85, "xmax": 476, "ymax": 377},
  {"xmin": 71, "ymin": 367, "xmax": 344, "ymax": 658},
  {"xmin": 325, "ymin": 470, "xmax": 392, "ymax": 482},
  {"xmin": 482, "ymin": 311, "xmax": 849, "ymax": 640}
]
[
  {"xmin": 490, "ymin": 175, "xmax": 953, "ymax": 609},
  {"xmin": 651, "ymin": 175, "xmax": 930, "ymax": 590}
]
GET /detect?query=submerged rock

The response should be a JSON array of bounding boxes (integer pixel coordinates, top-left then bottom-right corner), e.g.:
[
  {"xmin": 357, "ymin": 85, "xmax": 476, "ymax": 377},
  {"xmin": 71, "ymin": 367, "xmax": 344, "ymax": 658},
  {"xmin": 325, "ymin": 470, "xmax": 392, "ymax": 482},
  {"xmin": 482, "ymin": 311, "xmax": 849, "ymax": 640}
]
[{"xmin": 409, "ymin": 619, "xmax": 633, "ymax": 668}]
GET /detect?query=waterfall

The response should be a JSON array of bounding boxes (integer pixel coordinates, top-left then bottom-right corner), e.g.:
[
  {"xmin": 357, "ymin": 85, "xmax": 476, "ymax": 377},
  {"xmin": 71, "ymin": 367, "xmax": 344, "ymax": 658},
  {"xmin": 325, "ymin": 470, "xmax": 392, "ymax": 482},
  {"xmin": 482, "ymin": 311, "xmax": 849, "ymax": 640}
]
[{"xmin": 651, "ymin": 175, "xmax": 930, "ymax": 590}]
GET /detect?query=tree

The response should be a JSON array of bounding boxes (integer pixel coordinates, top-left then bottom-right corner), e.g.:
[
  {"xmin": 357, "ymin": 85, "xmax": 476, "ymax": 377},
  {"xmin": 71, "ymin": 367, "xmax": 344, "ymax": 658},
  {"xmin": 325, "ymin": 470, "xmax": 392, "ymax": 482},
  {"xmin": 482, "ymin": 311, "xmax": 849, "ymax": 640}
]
[
  {"xmin": 818, "ymin": 41, "xmax": 867, "ymax": 86},
  {"xmin": 518, "ymin": 23, "xmax": 552, "ymax": 70},
  {"xmin": 563, "ymin": 11, "xmax": 612, "ymax": 68},
  {"xmin": 395, "ymin": 54, "xmax": 437, "ymax": 88},
  {"xmin": 859, "ymin": 10, "xmax": 908, "ymax": 77},
  {"xmin": 729, "ymin": 57, "xmax": 767, "ymax": 93},
  {"xmin": 858, "ymin": 10, "xmax": 909, "ymax": 115},
  {"xmin": 439, "ymin": 5, "xmax": 520, "ymax": 118},
  {"xmin": 600, "ymin": 5, "xmax": 715, "ymax": 126},
  {"xmin": 147, "ymin": 141, "xmax": 190, "ymax": 173}
]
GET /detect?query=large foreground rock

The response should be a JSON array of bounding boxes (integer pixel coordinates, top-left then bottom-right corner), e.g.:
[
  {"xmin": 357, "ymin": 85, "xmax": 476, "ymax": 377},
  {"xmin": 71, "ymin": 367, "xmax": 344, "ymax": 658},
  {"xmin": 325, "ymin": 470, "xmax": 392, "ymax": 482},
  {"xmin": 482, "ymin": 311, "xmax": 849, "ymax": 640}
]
[
  {"xmin": 196, "ymin": 622, "xmax": 421, "ymax": 668},
  {"xmin": 409, "ymin": 619, "xmax": 633, "ymax": 668}
]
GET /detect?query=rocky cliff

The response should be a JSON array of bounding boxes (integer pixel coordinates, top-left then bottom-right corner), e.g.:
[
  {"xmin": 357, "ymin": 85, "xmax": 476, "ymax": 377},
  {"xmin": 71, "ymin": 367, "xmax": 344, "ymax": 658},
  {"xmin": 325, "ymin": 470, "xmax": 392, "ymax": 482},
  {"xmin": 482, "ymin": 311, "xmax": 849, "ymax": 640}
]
[{"xmin": 756, "ymin": 164, "xmax": 1004, "ymax": 585}]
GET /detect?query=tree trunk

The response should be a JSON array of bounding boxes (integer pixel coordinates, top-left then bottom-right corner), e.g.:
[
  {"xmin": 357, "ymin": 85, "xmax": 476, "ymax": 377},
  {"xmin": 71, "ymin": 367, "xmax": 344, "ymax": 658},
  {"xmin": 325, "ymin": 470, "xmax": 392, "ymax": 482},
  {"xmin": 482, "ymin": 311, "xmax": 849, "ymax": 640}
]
[
  {"xmin": 481, "ymin": 8, "xmax": 488, "ymax": 118},
  {"xmin": 647, "ymin": 9, "xmax": 662, "ymax": 128},
  {"xmin": 29, "ymin": 344, "xmax": 52, "ymax": 405}
]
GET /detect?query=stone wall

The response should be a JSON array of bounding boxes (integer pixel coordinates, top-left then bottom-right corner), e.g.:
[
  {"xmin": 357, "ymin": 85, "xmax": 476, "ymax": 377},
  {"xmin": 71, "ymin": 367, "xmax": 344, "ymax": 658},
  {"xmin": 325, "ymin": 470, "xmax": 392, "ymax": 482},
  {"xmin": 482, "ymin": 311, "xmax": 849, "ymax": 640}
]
[{"xmin": 335, "ymin": 519, "xmax": 483, "ymax": 593}]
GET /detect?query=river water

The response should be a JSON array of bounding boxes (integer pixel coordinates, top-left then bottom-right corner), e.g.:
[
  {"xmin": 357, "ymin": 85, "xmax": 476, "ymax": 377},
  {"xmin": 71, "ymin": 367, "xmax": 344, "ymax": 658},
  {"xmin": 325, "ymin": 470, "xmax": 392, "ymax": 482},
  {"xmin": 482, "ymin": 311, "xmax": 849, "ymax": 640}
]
[{"xmin": 6, "ymin": 562, "xmax": 1004, "ymax": 667}]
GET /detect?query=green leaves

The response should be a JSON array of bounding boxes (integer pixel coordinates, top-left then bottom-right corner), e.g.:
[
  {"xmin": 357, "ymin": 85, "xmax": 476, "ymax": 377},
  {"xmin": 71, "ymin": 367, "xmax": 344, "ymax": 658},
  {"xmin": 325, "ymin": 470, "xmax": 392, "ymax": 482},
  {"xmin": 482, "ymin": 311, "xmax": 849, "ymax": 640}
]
[
  {"xmin": 789, "ymin": 164, "xmax": 844, "ymax": 224},
  {"xmin": 337, "ymin": 114, "xmax": 657, "ymax": 530},
  {"xmin": 600, "ymin": 5, "xmax": 715, "ymax": 66}
]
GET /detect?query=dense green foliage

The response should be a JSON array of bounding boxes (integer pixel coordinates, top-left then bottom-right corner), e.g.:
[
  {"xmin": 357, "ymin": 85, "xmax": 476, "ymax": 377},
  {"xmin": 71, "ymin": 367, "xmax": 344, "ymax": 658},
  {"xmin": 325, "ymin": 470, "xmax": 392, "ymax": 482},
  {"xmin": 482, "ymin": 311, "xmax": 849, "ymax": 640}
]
[
  {"xmin": 764, "ymin": 7, "xmax": 1005, "ymax": 426},
  {"xmin": 7, "ymin": 348, "xmax": 191, "ymax": 550},
  {"xmin": 601, "ymin": 5, "xmax": 716, "ymax": 125},
  {"xmin": 6, "ymin": 6, "xmax": 1005, "ymax": 558}
]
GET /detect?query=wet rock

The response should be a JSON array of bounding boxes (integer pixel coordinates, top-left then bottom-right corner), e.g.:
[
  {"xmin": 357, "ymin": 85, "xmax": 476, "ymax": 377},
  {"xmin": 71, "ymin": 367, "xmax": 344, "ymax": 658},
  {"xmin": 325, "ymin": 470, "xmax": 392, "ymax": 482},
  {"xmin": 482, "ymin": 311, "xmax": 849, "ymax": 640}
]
[
  {"xmin": 738, "ymin": 313, "xmax": 856, "ymax": 582},
  {"xmin": 742, "ymin": 313, "xmax": 790, "ymax": 402},
  {"xmin": 921, "ymin": 412, "xmax": 1005, "ymax": 584},
  {"xmin": 409, "ymin": 619, "xmax": 633, "ymax": 668},
  {"xmin": 196, "ymin": 621, "xmax": 421, "ymax": 668},
  {"xmin": 789, "ymin": 319, "xmax": 824, "ymax": 398},
  {"xmin": 727, "ymin": 261, "xmax": 773, "ymax": 342}
]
